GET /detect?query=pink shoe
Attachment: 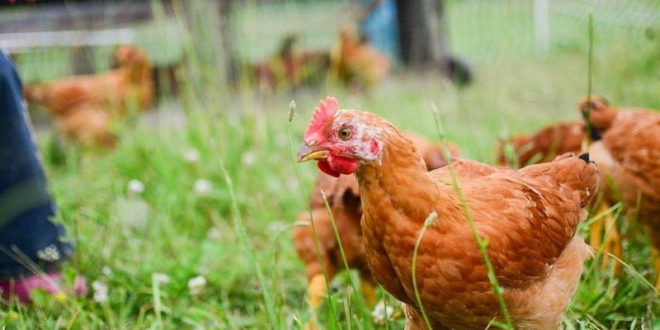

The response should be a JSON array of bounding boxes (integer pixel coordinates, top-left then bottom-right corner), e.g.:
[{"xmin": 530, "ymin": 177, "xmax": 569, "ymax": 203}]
[{"xmin": 0, "ymin": 272, "xmax": 87, "ymax": 304}]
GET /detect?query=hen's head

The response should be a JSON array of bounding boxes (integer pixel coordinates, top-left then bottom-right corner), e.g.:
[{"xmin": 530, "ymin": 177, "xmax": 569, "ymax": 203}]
[
  {"xmin": 297, "ymin": 97, "xmax": 385, "ymax": 177},
  {"xmin": 579, "ymin": 95, "xmax": 615, "ymax": 140},
  {"xmin": 112, "ymin": 45, "xmax": 149, "ymax": 68}
]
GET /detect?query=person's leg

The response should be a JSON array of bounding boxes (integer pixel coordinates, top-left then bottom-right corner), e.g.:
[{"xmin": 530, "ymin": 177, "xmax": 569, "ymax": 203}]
[{"xmin": 0, "ymin": 52, "xmax": 85, "ymax": 303}]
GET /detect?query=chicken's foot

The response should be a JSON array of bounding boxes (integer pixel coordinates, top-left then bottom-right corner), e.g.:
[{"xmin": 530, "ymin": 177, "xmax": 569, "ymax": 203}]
[{"xmin": 651, "ymin": 245, "xmax": 660, "ymax": 290}]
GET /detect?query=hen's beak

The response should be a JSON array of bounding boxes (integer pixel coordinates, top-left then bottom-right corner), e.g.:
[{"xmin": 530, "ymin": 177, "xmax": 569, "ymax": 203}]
[{"xmin": 297, "ymin": 143, "xmax": 328, "ymax": 162}]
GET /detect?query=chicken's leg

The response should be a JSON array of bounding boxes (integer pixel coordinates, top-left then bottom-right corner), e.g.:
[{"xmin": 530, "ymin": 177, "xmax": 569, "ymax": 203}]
[
  {"xmin": 304, "ymin": 274, "xmax": 328, "ymax": 330},
  {"xmin": 589, "ymin": 202, "xmax": 623, "ymax": 276},
  {"xmin": 601, "ymin": 212, "xmax": 623, "ymax": 276},
  {"xmin": 588, "ymin": 214, "xmax": 603, "ymax": 250},
  {"xmin": 360, "ymin": 276, "xmax": 378, "ymax": 307},
  {"xmin": 307, "ymin": 273, "xmax": 328, "ymax": 309},
  {"xmin": 651, "ymin": 244, "xmax": 660, "ymax": 290}
]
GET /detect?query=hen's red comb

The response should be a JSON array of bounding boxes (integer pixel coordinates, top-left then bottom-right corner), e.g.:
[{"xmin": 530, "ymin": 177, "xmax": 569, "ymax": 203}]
[{"xmin": 304, "ymin": 97, "xmax": 338, "ymax": 141}]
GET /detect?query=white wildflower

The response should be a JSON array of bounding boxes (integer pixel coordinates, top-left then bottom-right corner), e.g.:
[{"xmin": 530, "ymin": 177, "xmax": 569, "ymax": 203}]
[
  {"xmin": 102, "ymin": 266, "xmax": 112, "ymax": 276},
  {"xmin": 115, "ymin": 197, "xmax": 149, "ymax": 230},
  {"xmin": 183, "ymin": 149, "xmax": 200, "ymax": 163},
  {"xmin": 92, "ymin": 281, "xmax": 109, "ymax": 303},
  {"xmin": 240, "ymin": 150, "xmax": 257, "ymax": 167},
  {"xmin": 36, "ymin": 244, "xmax": 60, "ymax": 262},
  {"xmin": 371, "ymin": 301, "xmax": 395, "ymax": 325},
  {"xmin": 206, "ymin": 227, "xmax": 222, "ymax": 240},
  {"xmin": 187, "ymin": 275, "xmax": 207, "ymax": 296},
  {"xmin": 152, "ymin": 273, "xmax": 170, "ymax": 285},
  {"xmin": 267, "ymin": 221, "xmax": 285, "ymax": 233},
  {"xmin": 194, "ymin": 179, "xmax": 212, "ymax": 196},
  {"xmin": 127, "ymin": 179, "xmax": 145, "ymax": 195}
]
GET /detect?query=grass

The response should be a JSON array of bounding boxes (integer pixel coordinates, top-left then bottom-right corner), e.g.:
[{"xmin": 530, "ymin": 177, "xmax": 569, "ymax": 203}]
[{"xmin": 3, "ymin": 0, "xmax": 660, "ymax": 329}]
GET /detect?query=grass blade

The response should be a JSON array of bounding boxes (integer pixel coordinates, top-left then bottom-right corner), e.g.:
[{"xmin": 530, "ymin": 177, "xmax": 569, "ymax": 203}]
[{"xmin": 411, "ymin": 211, "xmax": 438, "ymax": 330}]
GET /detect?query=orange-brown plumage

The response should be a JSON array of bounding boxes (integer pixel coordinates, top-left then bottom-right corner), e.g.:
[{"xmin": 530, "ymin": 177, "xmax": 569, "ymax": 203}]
[
  {"xmin": 24, "ymin": 45, "xmax": 153, "ymax": 146},
  {"xmin": 298, "ymin": 97, "xmax": 599, "ymax": 329},
  {"xmin": 581, "ymin": 96, "xmax": 660, "ymax": 285},
  {"xmin": 497, "ymin": 121, "xmax": 585, "ymax": 167}
]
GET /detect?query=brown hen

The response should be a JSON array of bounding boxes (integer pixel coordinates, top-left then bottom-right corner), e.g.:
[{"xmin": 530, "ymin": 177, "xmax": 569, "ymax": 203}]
[
  {"xmin": 24, "ymin": 45, "xmax": 153, "ymax": 147},
  {"xmin": 330, "ymin": 27, "xmax": 391, "ymax": 91},
  {"xmin": 294, "ymin": 132, "xmax": 458, "ymax": 317},
  {"xmin": 496, "ymin": 121, "xmax": 585, "ymax": 167},
  {"xmin": 251, "ymin": 35, "xmax": 331, "ymax": 92},
  {"xmin": 298, "ymin": 97, "xmax": 598, "ymax": 329},
  {"xmin": 581, "ymin": 96, "xmax": 660, "ymax": 288}
]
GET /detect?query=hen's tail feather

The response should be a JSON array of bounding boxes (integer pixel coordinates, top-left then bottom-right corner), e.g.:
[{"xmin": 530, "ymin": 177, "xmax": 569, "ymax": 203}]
[
  {"xmin": 563, "ymin": 154, "xmax": 599, "ymax": 208},
  {"xmin": 578, "ymin": 153, "xmax": 590, "ymax": 163},
  {"xmin": 521, "ymin": 154, "xmax": 599, "ymax": 208}
]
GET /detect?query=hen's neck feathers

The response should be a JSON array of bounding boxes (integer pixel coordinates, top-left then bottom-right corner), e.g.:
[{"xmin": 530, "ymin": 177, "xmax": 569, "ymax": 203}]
[{"xmin": 355, "ymin": 126, "xmax": 459, "ymax": 229}]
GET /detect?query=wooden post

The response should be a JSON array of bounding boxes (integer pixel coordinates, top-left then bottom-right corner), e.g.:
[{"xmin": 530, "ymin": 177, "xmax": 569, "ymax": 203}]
[
  {"xmin": 218, "ymin": 0, "xmax": 238, "ymax": 87},
  {"xmin": 70, "ymin": 46, "xmax": 96, "ymax": 75}
]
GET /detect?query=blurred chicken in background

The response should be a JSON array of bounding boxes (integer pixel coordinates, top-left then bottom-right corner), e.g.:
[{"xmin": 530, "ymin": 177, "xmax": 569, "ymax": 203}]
[
  {"xmin": 250, "ymin": 28, "xmax": 391, "ymax": 93},
  {"xmin": 251, "ymin": 35, "xmax": 331, "ymax": 93},
  {"xmin": 24, "ymin": 45, "xmax": 153, "ymax": 147},
  {"xmin": 581, "ymin": 96, "xmax": 660, "ymax": 286},
  {"xmin": 330, "ymin": 27, "xmax": 391, "ymax": 91},
  {"xmin": 496, "ymin": 121, "xmax": 585, "ymax": 168}
]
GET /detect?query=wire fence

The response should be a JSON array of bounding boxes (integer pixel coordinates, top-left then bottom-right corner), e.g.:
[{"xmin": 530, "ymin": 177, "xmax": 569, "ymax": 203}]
[{"xmin": 447, "ymin": 0, "xmax": 659, "ymax": 62}]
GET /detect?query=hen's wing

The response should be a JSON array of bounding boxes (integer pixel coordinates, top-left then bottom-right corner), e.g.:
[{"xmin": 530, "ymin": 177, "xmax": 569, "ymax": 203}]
[
  {"xmin": 429, "ymin": 157, "xmax": 501, "ymax": 183},
  {"xmin": 443, "ymin": 155, "xmax": 598, "ymax": 288}
]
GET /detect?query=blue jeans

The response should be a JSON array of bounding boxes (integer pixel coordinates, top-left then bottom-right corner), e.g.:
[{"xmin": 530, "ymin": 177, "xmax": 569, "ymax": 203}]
[{"xmin": 0, "ymin": 52, "xmax": 73, "ymax": 280}]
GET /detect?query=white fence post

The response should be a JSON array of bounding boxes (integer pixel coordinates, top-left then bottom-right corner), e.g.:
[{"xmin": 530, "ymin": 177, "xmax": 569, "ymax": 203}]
[{"xmin": 534, "ymin": 0, "xmax": 550, "ymax": 56}]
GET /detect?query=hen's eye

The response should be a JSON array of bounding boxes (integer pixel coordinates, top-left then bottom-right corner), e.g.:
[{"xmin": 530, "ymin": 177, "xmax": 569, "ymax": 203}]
[{"xmin": 338, "ymin": 128, "xmax": 352, "ymax": 140}]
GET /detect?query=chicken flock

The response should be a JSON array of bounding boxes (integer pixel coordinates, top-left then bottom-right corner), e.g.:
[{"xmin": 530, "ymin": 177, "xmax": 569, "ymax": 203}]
[
  {"xmin": 250, "ymin": 27, "xmax": 390, "ymax": 93},
  {"xmin": 24, "ymin": 29, "xmax": 390, "ymax": 148},
  {"xmin": 295, "ymin": 97, "xmax": 659, "ymax": 329},
  {"xmin": 24, "ymin": 45, "xmax": 154, "ymax": 147},
  {"xmin": 17, "ymin": 34, "xmax": 658, "ymax": 330}
]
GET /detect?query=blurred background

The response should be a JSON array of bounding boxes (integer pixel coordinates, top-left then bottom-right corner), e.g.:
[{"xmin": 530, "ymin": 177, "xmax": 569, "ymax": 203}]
[{"xmin": 0, "ymin": 0, "xmax": 658, "ymax": 328}]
